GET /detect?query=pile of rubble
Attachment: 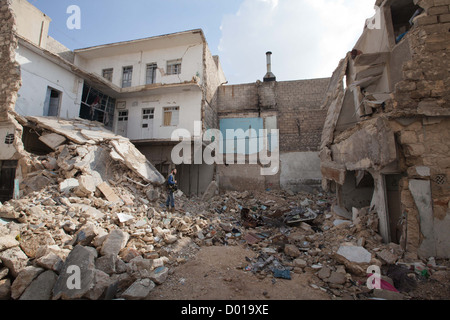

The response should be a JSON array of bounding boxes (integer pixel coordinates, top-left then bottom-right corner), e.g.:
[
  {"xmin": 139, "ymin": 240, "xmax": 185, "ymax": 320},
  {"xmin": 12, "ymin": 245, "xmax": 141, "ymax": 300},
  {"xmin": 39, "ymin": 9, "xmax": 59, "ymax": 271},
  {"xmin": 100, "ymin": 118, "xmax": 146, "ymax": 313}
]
[
  {"xmin": 0, "ymin": 116, "xmax": 448, "ymax": 300},
  {"xmin": 0, "ymin": 116, "xmax": 207, "ymax": 300},
  {"xmin": 178, "ymin": 189, "xmax": 450, "ymax": 300}
]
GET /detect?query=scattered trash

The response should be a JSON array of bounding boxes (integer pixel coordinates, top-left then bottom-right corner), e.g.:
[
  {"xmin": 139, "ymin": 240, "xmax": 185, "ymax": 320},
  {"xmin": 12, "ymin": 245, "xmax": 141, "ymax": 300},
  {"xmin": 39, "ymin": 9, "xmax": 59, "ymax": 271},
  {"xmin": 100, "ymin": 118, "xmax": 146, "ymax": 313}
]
[{"xmin": 273, "ymin": 269, "xmax": 291, "ymax": 280}]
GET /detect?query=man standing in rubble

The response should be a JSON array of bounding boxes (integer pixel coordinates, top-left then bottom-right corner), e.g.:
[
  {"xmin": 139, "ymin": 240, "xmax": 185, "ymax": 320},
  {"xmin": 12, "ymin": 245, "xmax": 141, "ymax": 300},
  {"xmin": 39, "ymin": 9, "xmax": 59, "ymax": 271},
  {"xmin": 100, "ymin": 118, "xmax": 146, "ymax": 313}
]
[{"xmin": 166, "ymin": 168, "xmax": 177, "ymax": 212}]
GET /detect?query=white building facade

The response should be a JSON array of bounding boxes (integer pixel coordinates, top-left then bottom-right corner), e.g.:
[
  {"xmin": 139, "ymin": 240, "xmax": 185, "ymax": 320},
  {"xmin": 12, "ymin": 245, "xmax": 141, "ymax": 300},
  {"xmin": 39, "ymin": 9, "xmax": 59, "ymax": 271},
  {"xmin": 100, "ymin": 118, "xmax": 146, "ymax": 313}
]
[{"xmin": 11, "ymin": 0, "xmax": 227, "ymax": 196}]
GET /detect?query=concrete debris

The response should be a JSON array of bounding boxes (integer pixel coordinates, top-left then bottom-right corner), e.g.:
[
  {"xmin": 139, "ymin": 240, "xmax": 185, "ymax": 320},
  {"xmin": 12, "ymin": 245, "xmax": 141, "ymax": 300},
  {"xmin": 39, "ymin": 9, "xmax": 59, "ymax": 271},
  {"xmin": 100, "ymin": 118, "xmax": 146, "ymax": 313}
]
[{"xmin": 0, "ymin": 118, "xmax": 448, "ymax": 300}]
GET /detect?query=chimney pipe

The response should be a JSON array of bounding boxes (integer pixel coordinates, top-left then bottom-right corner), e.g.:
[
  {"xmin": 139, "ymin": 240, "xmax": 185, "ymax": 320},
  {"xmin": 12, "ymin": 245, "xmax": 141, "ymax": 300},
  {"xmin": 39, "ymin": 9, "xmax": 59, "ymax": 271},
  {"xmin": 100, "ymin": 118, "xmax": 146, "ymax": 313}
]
[{"xmin": 264, "ymin": 51, "xmax": 276, "ymax": 82}]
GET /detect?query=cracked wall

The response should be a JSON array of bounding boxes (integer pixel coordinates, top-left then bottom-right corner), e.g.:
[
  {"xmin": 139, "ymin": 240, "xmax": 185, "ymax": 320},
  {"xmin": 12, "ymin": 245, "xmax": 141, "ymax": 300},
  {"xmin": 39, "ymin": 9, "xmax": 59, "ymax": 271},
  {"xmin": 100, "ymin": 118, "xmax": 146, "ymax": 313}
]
[
  {"xmin": 320, "ymin": 0, "xmax": 450, "ymax": 259},
  {"xmin": 0, "ymin": 0, "xmax": 24, "ymax": 161}
]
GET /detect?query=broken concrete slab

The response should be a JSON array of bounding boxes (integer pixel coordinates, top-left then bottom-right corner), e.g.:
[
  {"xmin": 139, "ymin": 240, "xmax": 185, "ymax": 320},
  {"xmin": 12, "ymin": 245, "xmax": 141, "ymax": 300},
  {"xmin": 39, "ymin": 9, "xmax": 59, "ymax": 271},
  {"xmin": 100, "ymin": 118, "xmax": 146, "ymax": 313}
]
[
  {"xmin": 38, "ymin": 133, "xmax": 66, "ymax": 150},
  {"xmin": 321, "ymin": 161, "xmax": 346, "ymax": 185},
  {"xmin": 110, "ymin": 139, "xmax": 165, "ymax": 185},
  {"xmin": 26, "ymin": 117, "xmax": 90, "ymax": 145},
  {"xmin": 330, "ymin": 117, "xmax": 398, "ymax": 171},
  {"xmin": 336, "ymin": 244, "xmax": 372, "ymax": 264},
  {"xmin": 26, "ymin": 116, "xmax": 165, "ymax": 187}
]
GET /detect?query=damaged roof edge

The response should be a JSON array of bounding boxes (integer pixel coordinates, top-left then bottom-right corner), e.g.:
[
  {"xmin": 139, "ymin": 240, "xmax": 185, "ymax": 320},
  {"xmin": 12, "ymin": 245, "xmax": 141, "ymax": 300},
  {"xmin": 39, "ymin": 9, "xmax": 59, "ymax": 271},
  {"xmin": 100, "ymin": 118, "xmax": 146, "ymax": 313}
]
[{"xmin": 73, "ymin": 28, "xmax": 206, "ymax": 53}]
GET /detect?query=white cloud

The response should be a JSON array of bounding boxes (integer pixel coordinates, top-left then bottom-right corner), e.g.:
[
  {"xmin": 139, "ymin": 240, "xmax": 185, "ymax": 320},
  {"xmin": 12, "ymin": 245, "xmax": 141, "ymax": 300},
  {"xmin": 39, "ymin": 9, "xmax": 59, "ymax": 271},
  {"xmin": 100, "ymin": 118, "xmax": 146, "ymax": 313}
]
[{"xmin": 219, "ymin": 0, "xmax": 376, "ymax": 84}]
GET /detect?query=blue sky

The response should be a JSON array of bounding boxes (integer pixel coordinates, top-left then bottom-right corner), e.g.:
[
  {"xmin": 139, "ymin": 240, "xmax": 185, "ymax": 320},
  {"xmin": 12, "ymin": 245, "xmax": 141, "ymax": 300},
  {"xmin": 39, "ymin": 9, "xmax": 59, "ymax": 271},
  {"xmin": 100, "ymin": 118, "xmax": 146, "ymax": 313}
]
[{"xmin": 29, "ymin": 0, "xmax": 376, "ymax": 84}]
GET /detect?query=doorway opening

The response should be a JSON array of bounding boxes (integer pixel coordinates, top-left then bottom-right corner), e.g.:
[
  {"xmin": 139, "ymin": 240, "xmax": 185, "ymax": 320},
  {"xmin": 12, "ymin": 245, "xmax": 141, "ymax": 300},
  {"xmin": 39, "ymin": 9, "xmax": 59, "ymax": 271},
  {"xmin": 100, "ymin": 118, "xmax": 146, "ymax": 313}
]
[
  {"xmin": 385, "ymin": 174, "xmax": 403, "ymax": 244},
  {"xmin": 338, "ymin": 170, "xmax": 375, "ymax": 212},
  {"xmin": 44, "ymin": 87, "xmax": 61, "ymax": 117},
  {"xmin": 0, "ymin": 160, "xmax": 18, "ymax": 202}
]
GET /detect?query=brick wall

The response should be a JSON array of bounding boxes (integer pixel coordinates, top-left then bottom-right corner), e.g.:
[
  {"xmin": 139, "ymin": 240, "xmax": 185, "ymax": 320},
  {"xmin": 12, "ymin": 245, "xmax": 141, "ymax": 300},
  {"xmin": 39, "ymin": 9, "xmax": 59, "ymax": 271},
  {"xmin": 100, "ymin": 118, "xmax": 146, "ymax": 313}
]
[
  {"xmin": 216, "ymin": 78, "xmax": 330, "ymax": 152},
  {"xmin": 393, "ymin": 0, "xmax": 450, "ymax": 259},
  {"xmin": 276, "ymin": 79, "xmax": 330, "ymax": 152}
]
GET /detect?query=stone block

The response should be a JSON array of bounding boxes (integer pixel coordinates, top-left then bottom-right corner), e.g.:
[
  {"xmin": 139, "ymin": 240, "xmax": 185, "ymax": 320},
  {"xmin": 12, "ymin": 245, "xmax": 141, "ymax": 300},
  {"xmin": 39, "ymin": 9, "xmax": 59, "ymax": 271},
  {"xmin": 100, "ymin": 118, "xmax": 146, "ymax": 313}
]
[
  {"xmin": 0, "ymin": 235, "xmax": 18, "ymax": 252},
  {"xmin": 336, "ymin": 244, "xmax": 372, "ymax": 264},
  {"xmin": 97, "ymin": 182, "xmax": 122, "ymax": 204},
  {"xmin": 52, "ymin": 245, "xmax": 97, "ymax": 300},
  {"xmin": 20, "ymin": 232, "xmax": 56, "ymax": 258},
  {"xmin": 121, "ymin": 278, "xmax": 155, "ymax": 300},
  {"xmin": 95, "ymin": 254, "xmax": 118, "ymax": 275},
  {"xmin": 11, "ymin": 266, "xmax": 45, "ymax": 300},
  {"xmin": 149, "ymin": 266, "xmax": 169, "ymax": 285},
  {"xmin": 100, "ymin": 229, "xmax": 130, "ymax": 257},
  {"xmin": 19, "ymin": 270, "xmax": 58, "ymax": 300},
  {"xmin": 0, "ymin": 279, "xmax": 11, "ymax": 300},
  {"xmin": 0, "ymin": 247, "xmax": 29, "ymax": 277}
]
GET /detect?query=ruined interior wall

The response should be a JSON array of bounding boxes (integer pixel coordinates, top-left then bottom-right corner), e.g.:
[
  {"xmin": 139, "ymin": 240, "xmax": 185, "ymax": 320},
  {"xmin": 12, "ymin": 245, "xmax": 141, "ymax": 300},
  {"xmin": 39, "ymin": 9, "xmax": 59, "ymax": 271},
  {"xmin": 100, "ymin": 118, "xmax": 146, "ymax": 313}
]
[
  {"xmin": 319, "ymin": 0, "xmax": 450, "ymax": 258},
  {"xmin": 392, "ymin": 0, "xmax": 450, "ymax": 259},
  {"xmin": 276, "ymin": 79, "xmax": 330, "ymax": 152},
  {"xmin": 202, "ymin": 44, "xmax": 226, "ymax": 132},
  {"xmin": 394, "ymin": 118, "xmax": 450, "ymax": 259},
  {"xmin": 0, "ymin": 0, "xmax": 24, "ymax": 161}
]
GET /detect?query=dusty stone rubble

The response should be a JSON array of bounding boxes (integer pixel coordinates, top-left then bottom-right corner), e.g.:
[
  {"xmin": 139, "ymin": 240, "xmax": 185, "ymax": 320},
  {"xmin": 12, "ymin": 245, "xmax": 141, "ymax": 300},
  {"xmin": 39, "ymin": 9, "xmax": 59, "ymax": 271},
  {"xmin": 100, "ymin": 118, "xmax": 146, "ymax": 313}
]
[
  {"xmin": 181, "ymin": 189, "xmax": 450, "ymax": 300},
  {"xmin": 0, "ymin": 117, "xmax": 448, "ymax": 300},
  {"xmin": 0, "ymin": 116, "xmax": 196, "ymax": 300}
]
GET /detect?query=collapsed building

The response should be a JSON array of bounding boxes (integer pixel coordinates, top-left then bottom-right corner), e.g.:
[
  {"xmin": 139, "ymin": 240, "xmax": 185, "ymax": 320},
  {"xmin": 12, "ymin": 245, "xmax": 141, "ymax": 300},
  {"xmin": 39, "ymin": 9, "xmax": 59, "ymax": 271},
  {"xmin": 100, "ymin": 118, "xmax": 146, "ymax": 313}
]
[
  {"xmin": 319, "ymin": 0, "xmax": 450, "ymax": 259},
  {"xmin": 1, "ymin": 0, "xmax": 333, "ymax": 201},
  {"xmin": 2, "ymin": 0, "xmax": 227, "ymax": 199},
  {"xmin": 0, "ymin": 0, "xmax": 449, "ymax": 301}
]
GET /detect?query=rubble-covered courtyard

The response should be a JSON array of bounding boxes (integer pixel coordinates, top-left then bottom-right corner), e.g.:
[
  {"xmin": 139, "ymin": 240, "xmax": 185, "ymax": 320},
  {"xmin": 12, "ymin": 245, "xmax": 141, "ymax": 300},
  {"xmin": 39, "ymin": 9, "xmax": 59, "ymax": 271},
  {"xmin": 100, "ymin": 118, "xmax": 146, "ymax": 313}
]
[{"xmin": 1, "ymin": 117, "xmax": 449, "ymax": 300}]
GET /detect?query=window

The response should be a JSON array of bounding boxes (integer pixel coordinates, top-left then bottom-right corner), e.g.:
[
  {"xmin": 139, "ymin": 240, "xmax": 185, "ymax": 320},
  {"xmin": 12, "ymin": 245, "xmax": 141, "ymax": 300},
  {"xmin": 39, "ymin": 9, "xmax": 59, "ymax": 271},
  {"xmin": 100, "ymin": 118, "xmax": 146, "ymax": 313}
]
[
  {"xmin": 163, "ymin": 107, "xmax": 179, "ymax": 126},
  {"xmin": 390, "ymin": 1, "xmax": 421, "ymax": 43},
  {"xmin": 167, "ymin": 59, "xmax": 182, "ymax": 75},
  {"xmin": 102, "ymin": 68, "xmax": 113, "ymax": 82},
  {"xmin": 142, "ymin": 108, "xmax": 154, "ymax": 128},
  {"xmin": 146, "ymin": 63, "xmax": 157, "ymax": 84},
  {"xmin": 142, "ymin": 108, "xmax": 154, "ymax": 120},
  {"xmin": 122, "ymin": 66, "xmax": 133, "ymax": 88},
  {"xmin": 118, "ymin": 111, "xmax": 128, "ymax": 122},
  {"xmin": 79, "ymin": 84, "xmax": 115, "ymax": 129}
]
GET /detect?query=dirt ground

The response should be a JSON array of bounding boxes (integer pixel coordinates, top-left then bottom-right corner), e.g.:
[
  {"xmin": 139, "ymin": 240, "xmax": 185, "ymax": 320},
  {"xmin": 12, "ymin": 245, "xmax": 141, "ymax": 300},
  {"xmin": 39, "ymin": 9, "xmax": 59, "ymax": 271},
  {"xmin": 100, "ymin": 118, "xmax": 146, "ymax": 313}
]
[
  {"xmin": 143, "ymin": 190, "xmax": 450, "ymax": 302},
  {"xmin": 147, "ymin": 244, "xmax": 450, "ymax": 301},
  {"xmin": 148, "ymin": 245, "xmax": 330, "ymax": 300}
]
